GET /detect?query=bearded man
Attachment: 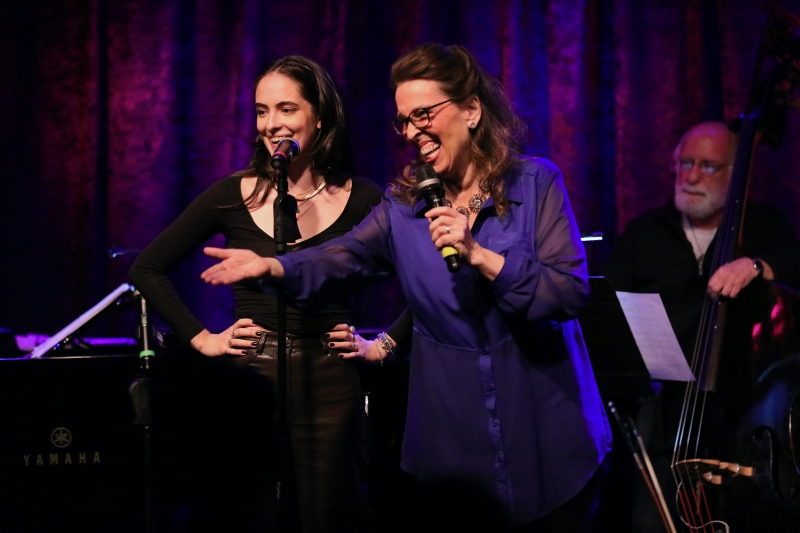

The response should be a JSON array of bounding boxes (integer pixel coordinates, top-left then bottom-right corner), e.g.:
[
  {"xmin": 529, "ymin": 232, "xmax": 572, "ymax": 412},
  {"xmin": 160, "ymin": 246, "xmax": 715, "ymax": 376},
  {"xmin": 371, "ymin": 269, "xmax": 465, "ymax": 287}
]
[
  {"xmin": 605, "ymin": 121, "xmax": 800, "ymax": 354},
  {"xmin": 603, "ymin": 121, "xmax": 800, "ymax": 532}
]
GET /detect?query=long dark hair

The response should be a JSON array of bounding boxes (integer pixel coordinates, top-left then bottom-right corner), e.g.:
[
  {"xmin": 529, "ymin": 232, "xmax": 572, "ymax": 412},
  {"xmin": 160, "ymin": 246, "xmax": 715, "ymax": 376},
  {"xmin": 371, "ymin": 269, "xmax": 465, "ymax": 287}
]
[
  {"xmin": 389, "ymin": 43, "xmax": 527, "ymax": 217},
  {"xmin": 236, "ymin": 56, "xmax": 355, "ymax": 209}
]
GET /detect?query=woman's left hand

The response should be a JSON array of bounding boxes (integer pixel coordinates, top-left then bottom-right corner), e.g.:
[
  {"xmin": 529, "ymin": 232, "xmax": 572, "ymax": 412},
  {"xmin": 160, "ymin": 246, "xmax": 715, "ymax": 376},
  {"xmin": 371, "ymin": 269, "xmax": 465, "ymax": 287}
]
[{"xmin": 324, "ymin": 323, "xmax": 383, "ymax": 363}]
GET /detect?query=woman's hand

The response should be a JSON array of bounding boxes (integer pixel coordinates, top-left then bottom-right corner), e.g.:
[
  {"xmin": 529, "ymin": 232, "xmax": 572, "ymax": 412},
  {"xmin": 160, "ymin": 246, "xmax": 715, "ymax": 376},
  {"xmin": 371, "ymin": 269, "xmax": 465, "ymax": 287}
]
[
  {"xmin": 190, "ymin": 318, "xmax": 266, "ymax": 357},
  {"xmin": 425, "ymin": 206, "xmax": 505, "ymax": 280},
  {"xmin": 324, "ymin": 324, "xmax": 384, "ymax": 363},
  {"xmin": 201, "ymin": 248, "xmax": 284, "ymax": 285},
  {"xmin": 425, "ymin": 205, "xmax": 474, "ymax": 259}
]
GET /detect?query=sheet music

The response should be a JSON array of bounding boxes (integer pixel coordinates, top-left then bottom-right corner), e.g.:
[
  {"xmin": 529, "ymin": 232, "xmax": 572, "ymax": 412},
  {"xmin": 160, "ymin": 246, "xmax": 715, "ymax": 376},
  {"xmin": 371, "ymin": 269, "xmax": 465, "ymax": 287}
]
[{"xmin": 616, "ymin": 292, "xmax": 695, "ymax": 382}]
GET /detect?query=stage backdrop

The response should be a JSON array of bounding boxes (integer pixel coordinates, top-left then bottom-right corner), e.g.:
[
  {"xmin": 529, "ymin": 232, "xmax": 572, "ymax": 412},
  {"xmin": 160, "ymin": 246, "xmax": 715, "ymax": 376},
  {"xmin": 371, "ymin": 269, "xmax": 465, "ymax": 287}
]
[{"xmin": 2, "ymin": 0, "xmax": 800, "ymax": 340}]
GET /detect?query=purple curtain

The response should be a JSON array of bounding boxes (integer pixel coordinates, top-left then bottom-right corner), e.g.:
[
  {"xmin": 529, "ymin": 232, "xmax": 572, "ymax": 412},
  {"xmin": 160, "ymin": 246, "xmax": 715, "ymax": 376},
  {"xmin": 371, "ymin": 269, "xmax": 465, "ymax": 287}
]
[{"xmin": 2, "ymin": 0, "xmax": 800, "ymax": 338}]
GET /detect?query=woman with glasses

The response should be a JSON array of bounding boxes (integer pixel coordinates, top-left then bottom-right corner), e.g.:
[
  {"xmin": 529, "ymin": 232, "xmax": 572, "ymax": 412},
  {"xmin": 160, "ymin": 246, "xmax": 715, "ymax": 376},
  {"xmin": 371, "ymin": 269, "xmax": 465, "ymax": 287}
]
[
  {"xmin": 129, "ymin": 55, "xmax": 383, "ymax": 532},
  {"xmin": 200, "ymin": 43, "xmax": 611, "ymax": 532}
]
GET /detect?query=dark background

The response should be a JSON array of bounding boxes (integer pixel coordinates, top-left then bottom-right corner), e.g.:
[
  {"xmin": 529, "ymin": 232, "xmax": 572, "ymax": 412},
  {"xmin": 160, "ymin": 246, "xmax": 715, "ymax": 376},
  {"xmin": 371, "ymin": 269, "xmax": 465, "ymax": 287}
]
[
  {"xmin": 3, "ymin": 0, "xmax": 800, "ymax": 340},
  {"xmin": 3, "ymin": 1, "xmax": 800, "ymax": 531}
]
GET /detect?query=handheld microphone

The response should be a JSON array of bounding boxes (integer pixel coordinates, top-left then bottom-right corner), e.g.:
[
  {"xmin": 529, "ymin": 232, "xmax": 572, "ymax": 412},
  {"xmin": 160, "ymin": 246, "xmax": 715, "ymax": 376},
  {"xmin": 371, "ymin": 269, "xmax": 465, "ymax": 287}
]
[
  {"xmin": 270, "ymin": 139, "xmax": 300, "ymax": 169},
  {"xmin": 416, "ymin": 164, "xmax": 460, "ymax": 272}
]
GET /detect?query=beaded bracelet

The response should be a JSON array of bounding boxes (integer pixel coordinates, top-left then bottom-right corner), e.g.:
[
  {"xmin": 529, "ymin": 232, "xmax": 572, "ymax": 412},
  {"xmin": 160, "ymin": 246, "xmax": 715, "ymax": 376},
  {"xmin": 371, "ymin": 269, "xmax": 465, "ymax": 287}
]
[{"xmin": 376, "ymin": 331, "xmax": 396, "ymax": 366}]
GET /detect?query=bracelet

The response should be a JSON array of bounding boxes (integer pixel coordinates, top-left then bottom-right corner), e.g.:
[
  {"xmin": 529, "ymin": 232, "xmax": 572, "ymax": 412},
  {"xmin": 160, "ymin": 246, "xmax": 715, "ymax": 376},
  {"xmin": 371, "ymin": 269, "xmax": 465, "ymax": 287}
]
[{"xmin": 376, "ymin": 331, "xmax": 396, "ymax": 366}]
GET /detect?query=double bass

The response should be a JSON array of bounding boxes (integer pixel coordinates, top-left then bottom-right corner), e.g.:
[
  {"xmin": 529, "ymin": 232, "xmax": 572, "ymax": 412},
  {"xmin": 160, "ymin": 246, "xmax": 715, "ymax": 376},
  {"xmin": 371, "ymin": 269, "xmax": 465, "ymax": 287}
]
[{"xmin": 672, "ymin": 12, "xmax": 800, "ymax": 533}]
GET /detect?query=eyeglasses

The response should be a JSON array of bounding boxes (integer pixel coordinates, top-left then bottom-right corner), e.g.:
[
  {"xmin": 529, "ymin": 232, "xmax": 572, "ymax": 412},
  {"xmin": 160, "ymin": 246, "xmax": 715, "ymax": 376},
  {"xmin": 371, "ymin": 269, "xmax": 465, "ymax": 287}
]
[
  {"xmin": 675, "ymin": 158, "xmax": 732, "ymax": 175},
  {"xmin": 391, "ymin": 99, "xmax": 455, "ymax": 135}
]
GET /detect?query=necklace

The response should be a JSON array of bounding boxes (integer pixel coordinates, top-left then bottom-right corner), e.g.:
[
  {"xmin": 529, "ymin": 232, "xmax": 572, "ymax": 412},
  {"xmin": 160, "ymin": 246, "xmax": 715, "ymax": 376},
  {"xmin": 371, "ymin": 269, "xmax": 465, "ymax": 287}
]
[
  {"xmin": 452, "ymin": 177, "xmax": 490, "ymax": 219},
  {"xmin": 273, "ymin": 177, "xmax": 327, "ymax": 202},
  {"xmin": 685, "ymin": 216, "xmax": 715, "ymax": 276},
  {"xmin": 689, "ymin": 224, "xmax": 705, "ymax": 275},
  {"xmin": 295, "ymin": 178, "xmax": 326, "ymax": 202},
  {"xmin": 295, "ymin": 192, "xmax": 321, "ymax": 221}
]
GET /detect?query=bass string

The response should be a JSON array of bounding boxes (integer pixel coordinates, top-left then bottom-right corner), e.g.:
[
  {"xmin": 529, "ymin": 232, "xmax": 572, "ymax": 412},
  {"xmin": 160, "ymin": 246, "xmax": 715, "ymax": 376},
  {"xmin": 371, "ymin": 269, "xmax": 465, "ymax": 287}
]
[
  {"xmin": 672, "ymin": 296, "xmax": 717, "ymax": 527},
  {"xmin": 674, "ymin": 295, "xmax": 715, "ymax": 460}
]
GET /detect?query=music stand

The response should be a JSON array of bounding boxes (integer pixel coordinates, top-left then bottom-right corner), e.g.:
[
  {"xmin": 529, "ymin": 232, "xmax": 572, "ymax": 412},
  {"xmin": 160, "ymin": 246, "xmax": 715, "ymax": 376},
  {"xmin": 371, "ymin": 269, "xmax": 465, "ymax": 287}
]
[
  {"xmin": 582, "ymin": 277, "xmax": 684, "ymax": 533},
  {"xmin": 579, "ymin": 276, "xmax": 653, "ymax": 398}
]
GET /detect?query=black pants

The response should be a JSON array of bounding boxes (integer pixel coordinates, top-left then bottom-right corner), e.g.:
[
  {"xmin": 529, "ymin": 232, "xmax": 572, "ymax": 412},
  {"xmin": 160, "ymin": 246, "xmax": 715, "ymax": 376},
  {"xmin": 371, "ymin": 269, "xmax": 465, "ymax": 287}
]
[{"xmin": 248, "ymin": 333, "xmax": 368, "ymax": 533}]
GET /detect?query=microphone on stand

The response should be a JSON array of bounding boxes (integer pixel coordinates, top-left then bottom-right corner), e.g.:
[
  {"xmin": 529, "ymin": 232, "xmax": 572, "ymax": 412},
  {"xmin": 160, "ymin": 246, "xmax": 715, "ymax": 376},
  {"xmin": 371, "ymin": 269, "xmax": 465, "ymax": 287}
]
[
  {"xmin": 269, "ymin": 139, "xmax": 300, "ymax": 530},
  {"xmin": 416, "ymin": 163, "xmax": 460, "ymax": 272},
  {"xmin": 271, "ymin": 139, "xmax": 300, "ymax": 169}
]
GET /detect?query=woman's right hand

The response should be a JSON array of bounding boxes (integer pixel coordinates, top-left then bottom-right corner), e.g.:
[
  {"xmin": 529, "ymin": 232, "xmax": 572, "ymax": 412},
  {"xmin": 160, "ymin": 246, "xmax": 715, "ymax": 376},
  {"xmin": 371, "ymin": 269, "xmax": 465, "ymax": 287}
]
[
  {"xmin": 190, "ymin": 318, "xmax": 266, "ymax": 357},
  {"xmin": 425, "ymin": 205, "xmax": 505, "ymax": 281},
  {"xmin": 200, "ymin": 248, "xmax": 284, "ymax": 285}
]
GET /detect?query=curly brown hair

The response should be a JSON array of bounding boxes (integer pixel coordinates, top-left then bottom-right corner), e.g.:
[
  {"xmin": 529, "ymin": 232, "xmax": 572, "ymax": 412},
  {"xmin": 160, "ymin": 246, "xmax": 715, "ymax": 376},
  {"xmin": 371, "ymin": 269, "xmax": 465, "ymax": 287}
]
[{"xmin": 389, "ymin": 43, "xmax": 527, "ymax": 217}]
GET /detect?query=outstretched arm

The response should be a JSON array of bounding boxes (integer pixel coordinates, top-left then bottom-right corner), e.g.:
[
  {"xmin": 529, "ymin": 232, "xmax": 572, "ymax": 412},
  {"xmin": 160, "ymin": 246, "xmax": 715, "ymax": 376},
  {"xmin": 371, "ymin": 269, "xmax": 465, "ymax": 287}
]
[{"xmin": 201, "ymin": 247, "xmax": 285, "ymax": 285}]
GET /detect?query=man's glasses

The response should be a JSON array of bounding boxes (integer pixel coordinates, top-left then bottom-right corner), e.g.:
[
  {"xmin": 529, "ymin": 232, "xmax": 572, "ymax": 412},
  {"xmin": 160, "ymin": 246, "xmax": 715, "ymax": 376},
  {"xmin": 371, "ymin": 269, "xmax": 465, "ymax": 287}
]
[
  {"xmin": 391, "ymin": 99, "xmax": 455, "ymax": 135},
  {"xmin": 675, "ymin": 158, "xmax": 732, "ymax": 176}
]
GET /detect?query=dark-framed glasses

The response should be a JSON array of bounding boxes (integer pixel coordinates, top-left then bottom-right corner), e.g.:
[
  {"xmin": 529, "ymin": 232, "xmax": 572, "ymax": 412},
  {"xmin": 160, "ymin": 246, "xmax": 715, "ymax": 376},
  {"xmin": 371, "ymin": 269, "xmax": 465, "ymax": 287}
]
[
  {"xmin": 391, "ymin": 98, "xmax": 455, "ymax": 135},
  {"xmin": 675, "ymin": 158, "xmax": 732, "ymax": 175}
]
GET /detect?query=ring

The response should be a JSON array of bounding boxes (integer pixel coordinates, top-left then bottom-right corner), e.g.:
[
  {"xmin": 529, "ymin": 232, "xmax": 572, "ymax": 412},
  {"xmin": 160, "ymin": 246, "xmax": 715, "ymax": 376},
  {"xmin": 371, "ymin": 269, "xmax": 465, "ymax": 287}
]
[
  {"xmin": 227, "ymin": 338, "xmax": 233, "ymax": 347},
  {"xmin": 446, "ymin": 226, "xmax": 451, "ymax": 234},
  {"xmin": 348, "ymin": 325, "xmax": 355, "ymax": 334},
  {"xmin": 231, "ymin": 328, "xmax": 237, "ymax": 338}
]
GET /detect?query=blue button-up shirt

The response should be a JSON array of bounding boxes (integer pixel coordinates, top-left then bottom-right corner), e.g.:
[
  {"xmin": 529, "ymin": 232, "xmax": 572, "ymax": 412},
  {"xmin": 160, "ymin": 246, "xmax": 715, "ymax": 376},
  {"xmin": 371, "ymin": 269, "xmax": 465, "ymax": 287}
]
[{"xmin": 273, "ymin": 158, "xmax": 611, "ymax": 524}]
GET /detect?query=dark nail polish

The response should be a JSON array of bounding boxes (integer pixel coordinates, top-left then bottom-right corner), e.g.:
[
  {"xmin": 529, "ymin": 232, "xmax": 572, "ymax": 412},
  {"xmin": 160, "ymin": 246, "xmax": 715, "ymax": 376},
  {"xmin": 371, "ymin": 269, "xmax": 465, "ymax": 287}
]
[
  {"xmin": 255, "ymin": 331, "xmax": 263, "ymax": 337},
  {"xmin": 324, "ymin": 333, "xmax": 331, "ymax": 339},
  {"xmin": 338, "ymin": 354, "xmax": 344, "ymax": 359},
  {"xmin": 251, "ymin": 341, "xmax": 258, "ymax": 347},
  {"xmin": 241, "ymin": 350, "xmax": 247, "ymax": 355},
  {"xmin": 329, "ymin": 342, "xmax": 335, "ymax": 348}
]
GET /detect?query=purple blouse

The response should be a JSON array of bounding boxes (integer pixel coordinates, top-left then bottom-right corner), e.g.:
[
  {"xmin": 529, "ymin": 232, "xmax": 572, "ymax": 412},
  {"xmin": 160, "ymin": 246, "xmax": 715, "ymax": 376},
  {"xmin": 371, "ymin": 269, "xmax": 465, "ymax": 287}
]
[{"xmin": 272, "ymin": 157, "xmax": 611, "ymax": 524}]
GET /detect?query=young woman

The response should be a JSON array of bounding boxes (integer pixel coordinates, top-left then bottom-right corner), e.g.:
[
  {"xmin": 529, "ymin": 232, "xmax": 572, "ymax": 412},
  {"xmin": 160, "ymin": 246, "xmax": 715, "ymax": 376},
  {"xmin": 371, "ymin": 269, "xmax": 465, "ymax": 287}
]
[{"xmin": 129, "ymin": 55, "xmax": 383, "ymax": 532}]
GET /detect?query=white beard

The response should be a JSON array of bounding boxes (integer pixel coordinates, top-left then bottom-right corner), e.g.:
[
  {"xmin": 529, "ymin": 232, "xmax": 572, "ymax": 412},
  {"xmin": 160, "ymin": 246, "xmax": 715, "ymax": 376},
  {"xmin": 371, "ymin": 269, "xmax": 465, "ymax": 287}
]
[{"xmin": 674, "ymin": 183, "xmax": 727, "ymax": 221}]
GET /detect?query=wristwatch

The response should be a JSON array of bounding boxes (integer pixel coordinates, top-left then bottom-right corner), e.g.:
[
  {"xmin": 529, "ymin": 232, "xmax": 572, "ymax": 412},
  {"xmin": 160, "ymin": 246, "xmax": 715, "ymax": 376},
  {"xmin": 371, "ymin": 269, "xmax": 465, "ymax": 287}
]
[{"xmin": 752, "ymin": 257, "xmax": 764, "ymax": 278}]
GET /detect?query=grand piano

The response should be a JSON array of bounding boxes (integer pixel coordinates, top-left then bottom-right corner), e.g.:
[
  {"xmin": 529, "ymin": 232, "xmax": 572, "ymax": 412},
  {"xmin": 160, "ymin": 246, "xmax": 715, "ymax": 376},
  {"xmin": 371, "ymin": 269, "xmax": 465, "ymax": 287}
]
[{"xmin": 0, "ymin": 287, "xmax": 276, "ymax": 532}]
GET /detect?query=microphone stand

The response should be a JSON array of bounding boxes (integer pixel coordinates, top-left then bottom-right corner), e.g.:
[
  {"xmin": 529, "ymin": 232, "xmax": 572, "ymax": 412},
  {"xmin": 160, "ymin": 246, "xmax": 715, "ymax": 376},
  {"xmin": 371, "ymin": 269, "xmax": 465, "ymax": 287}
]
[
  {"xmin": 130, "ymin": 290, "xmax": 155, "ymax": 533},
  {"xmin": 272, "ymin": 160, "xmax": 300, "ymax": 531}
]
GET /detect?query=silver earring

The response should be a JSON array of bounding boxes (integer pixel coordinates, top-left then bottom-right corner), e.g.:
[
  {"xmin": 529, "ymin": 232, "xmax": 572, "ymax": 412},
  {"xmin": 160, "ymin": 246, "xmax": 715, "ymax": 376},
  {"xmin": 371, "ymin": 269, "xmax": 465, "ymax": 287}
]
[{"xmin": 468, "ymin": 121, "xmax": 476, "ymax": 129}]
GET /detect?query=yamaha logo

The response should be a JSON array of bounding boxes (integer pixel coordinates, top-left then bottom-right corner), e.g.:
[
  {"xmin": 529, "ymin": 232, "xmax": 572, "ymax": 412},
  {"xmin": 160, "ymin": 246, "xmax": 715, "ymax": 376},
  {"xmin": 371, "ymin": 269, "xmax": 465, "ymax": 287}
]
[
  {"xmin": 51, "ymin": 427, "xmax": 71, "ymax": 448},
  {"xmin": 21, "ymin": 426, "xmax": 101, "ymax": 467}
]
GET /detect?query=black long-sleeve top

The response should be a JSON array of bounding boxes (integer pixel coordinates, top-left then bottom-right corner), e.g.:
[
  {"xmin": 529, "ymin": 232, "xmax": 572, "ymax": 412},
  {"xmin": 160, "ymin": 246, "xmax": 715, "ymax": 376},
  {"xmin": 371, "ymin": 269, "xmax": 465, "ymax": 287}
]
[{"xmin": 129, "ymin": 175, "xmax": 384, "ymax": 341}]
